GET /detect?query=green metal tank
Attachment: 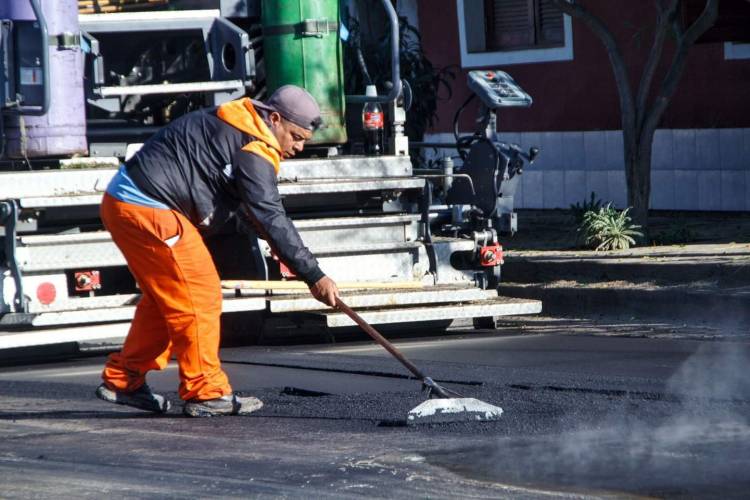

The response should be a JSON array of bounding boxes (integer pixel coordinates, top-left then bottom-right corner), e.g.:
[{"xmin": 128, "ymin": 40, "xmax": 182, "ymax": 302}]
[{"xmin": 261, "ymin": 0, "xmax": 347, "ymax": 145}]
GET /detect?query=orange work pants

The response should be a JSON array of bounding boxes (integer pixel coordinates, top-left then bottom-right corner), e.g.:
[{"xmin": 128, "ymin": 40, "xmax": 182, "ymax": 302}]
[{"xmin": 99, "ymin": 193, "xmax": 232, "ymax": 401}]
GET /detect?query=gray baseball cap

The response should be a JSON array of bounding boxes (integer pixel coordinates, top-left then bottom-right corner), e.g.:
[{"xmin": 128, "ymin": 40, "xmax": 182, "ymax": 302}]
[{"xmin": 252, "ymin": 85, "xmax": 323, "ymax": 131}]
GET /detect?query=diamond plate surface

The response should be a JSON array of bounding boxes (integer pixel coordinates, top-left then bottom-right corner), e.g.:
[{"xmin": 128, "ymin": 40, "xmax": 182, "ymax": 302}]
[
  {"xmin": 322, "ymin": 297, "xmax": 542, "ymax": 327},
  {"xmin": 268, "ymin": 286, "xmax": 496, "ymax": 313}
]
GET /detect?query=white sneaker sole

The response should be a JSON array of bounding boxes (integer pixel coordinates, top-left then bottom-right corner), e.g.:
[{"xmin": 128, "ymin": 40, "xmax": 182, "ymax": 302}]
[
  {"xmin": 237, "ymin": 396, "xmax": 264, "ymax": 415},
  {"xmin": 183, "ymin": 396, "xmax": 264, "ymax": 417},
  {"xmin": 95, "ymin": 384, "xmax": 171, "ymax": 413}
]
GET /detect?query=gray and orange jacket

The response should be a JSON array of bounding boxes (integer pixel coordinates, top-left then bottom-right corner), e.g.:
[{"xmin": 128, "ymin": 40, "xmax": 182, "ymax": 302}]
[{"xmin": 125, "ymin": 98, "xmax": 325, "ymax": 285}]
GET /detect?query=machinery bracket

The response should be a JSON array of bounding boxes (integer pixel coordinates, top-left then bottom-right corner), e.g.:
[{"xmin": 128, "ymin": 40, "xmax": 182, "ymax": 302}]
[
  {"xmin": 0, "ymin": 200, "xmax": 28, "ymax": 313},
  {"xmin": 301, "ymin": 19, "xmax": 336, "ymax": 38},
  {"xmin": 50, "ymin": 32, "xmax": 81, "ymax": 50},
  {"xmin": 419, "ymin": 182, "xmax": 439, "ymax": 283}
]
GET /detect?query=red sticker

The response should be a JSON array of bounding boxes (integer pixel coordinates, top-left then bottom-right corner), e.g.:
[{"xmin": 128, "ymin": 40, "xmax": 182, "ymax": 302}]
[{"xmin": 36, "ymin": 282, "xmax": 57, "ymax": 305}]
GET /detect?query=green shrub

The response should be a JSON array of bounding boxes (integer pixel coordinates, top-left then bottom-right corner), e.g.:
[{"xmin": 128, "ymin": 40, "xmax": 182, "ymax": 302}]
[
  {"xmin": 652, "ymin": 223, "xmax": 697, "ymax": 245},
  {"xmin": 578, "ymin": 204, "xmax": 644, "ymax": 251},
  {"xmin": 570, "ymin": 192, "xmax": 604, "ymax": 224}
]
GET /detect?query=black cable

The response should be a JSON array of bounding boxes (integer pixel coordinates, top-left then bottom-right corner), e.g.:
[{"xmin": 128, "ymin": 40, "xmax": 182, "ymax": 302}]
[
  {"xmin": 453, "ymin": 94, "xmax": 477, "ymax": 161},
  {"xmin": 0, "ymin": 112, "xmax": 5, "ymax": 160},
  {"xmin": 356, "ymin": 47, "xmax": 372, "ymax": 86},
  {"xmin": 452, "ymin": 93, "xmax": 476, "ymax": 143}
]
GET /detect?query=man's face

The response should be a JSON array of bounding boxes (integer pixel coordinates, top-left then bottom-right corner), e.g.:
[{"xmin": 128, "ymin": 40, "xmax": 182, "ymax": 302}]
[{"xmin": 269, "ymin": 112, "xmax": 313, "ymax": 159}]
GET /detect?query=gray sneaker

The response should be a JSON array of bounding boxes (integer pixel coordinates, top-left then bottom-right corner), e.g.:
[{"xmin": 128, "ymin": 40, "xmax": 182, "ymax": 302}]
[
  {"xmin": 183, "ymin": 394, "xmax": 263, "ymax": 418},
  {"xmin": 95, "ymin": 383, "xmax": 171, "ymax": 413}
]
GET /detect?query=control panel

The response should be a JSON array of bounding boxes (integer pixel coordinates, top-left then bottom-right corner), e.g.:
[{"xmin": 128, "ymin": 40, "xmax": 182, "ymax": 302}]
[{"xmin": 467, "ymin": 70, "xmax": 532, "ymax": 109}]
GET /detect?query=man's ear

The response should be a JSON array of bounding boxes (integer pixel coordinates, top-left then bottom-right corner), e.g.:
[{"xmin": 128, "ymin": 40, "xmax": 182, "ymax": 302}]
[{"xmin": 268, "ymin": 111, "xmax": 282, "ymax": 127}]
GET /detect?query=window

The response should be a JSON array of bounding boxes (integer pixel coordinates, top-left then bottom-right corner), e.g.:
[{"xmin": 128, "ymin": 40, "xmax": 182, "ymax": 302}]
[
  {"xmin": 724, "ymin": 42, "xmax": 750, "ymax": 60},
  {"xmin": 683, "ymin": 0, "xmax": 750, "ymax": 44},
  {"xmin": 457, "ymin": 0, "xmax": 573, "ymax": 68},
  {"xmin": 485, "ymin": 0, "xmax": 564, "ymax": 51},
  {"xmin": 682, "ymin": 0, "xmax": 750, "ymax": 60}
]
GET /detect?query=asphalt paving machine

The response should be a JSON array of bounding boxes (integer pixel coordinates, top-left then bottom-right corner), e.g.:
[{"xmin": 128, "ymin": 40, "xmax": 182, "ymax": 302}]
[{"xmin": 0, "ymin": 0, "xmax": 541, "ymax": 352}]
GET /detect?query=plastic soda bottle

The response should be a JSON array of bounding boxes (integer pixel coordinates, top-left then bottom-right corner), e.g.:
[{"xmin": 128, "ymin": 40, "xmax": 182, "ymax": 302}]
[{"xmin": 362, "ymin": 85, "xmax": 384, "ymax": 156}]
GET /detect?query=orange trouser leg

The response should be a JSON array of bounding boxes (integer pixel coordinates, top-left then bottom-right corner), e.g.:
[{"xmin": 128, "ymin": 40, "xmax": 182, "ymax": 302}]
[
  {"xmin": 100, "ymin": 193, "xmax": 232, "ymax": 401},
  {"xmin": 102, "ymin": 290, "xmax": 172, "ymax": 392}
]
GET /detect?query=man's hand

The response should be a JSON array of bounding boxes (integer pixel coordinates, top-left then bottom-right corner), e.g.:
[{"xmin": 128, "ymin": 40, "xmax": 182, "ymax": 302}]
[{"xmin": 309, "ymin": 276, "xmax": 340, "ymax": 307}]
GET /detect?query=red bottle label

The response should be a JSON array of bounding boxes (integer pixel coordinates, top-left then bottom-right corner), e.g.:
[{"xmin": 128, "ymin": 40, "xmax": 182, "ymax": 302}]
[{"xmin": 363, "ymin": 111, "xmax": 384, "ymax": 129}]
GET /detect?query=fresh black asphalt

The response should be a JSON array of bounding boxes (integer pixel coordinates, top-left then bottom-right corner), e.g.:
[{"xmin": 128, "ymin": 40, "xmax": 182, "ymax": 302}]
[{"xmin": 1, "ymin": 328, "xmax": 749, "ymax": 498}]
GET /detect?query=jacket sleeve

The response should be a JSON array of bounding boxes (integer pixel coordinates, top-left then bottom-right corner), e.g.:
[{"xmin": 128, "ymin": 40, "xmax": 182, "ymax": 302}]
[{"xmin": 233, "ymin": 149, "xmax": 325, "ymax": 285}]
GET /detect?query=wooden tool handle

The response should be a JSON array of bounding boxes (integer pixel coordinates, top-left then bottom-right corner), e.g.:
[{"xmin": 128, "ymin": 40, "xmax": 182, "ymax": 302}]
[
  {"xmin": 222, "ymin": 280, "xmax": 423, "ymax": 290},
  {"xmin": 335, "ymin": 297, "xmax": 427, "ymax": 381}
]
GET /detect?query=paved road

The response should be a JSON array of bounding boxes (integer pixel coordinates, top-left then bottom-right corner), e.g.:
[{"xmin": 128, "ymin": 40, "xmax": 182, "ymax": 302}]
[{"xmin": 1, "ymin": 326, "xmax": 749, "ymax": 498}]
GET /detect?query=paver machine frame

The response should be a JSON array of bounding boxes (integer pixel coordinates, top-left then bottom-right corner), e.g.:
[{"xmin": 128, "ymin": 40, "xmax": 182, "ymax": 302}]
[{"xmin": 0, "ymin": 0, "xmax": 541, "ymax": 352}]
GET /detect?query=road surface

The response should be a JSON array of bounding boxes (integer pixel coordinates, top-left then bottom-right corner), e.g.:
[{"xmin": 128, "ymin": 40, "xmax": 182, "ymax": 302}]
[{"xmin": 1, "ymin": 322, "xmax": 749, "ymax": 498}]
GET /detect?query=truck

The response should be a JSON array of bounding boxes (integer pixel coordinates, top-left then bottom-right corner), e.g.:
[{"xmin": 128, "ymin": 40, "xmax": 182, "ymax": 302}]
[{"xmin": 0, "ymin": 0, "xmax": 541, "ymax": 354}]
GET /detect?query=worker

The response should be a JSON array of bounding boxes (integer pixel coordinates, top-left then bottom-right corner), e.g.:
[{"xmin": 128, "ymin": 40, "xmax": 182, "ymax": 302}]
[{"xmin": 94, "ymin": 85, "xmax": 340, "ymax": 417}]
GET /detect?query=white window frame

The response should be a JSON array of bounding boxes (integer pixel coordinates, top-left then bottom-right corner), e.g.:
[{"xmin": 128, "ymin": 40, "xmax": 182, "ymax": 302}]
[
  {"xmin": 724, "ymin": 42, "xmax": 750, "ymax": 60},
  {"xmin": 457, "ymin": 0, "xmax": 574, "ymax": 68}
]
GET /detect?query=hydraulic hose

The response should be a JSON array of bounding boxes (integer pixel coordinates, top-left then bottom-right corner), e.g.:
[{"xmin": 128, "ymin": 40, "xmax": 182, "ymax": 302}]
[{"xmin": 345, "ymin": 0, "xmax": 401, "ymax": 104}]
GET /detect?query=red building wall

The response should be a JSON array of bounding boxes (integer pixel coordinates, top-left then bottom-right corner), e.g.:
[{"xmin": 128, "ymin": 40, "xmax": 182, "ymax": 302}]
[{"xmin": 417, "ymin": 0, "xmax": 750, "ymax": 133}]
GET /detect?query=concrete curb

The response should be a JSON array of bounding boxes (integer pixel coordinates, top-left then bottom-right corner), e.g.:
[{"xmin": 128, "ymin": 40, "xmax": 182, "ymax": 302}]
[
  {"xmin": 502, "ymin": 258, "xmax": 750, "ymax": 288},
  {"xmin": 497, "ymin": 283, "xmax": 750, "ymax": 326},
  {"xmin": 498, "ymin": 243, "xmax": 750, "ymax": 326}
]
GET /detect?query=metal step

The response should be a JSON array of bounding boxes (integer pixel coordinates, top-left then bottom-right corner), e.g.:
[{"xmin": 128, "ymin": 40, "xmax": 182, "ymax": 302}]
[
  {"xmin": 0, "ymin": 322, "xmax": 131, "ymax": 350},
  {"xmin": 79, "ymin": 9, "xmax": 223, "ymax": 33},
  {"xmin": 25, "ymin": 293, "xmax": 140, "ymax": 314},
  {"xmin": 19, "ymin": 195, "xmax": 104, "ymax": 208},
  {"xmin": 0, "ymin": 157, "xmax": 414, "ymax": 202},
  {"xmin": 20, "ymin": 283, "xmax": 494, "ymax": 316},
  {"xmin": 279, "ymin": 155, "xmax": 412, "ymax": 181},
  {"xmin": 318, "ymin": 297, "xmax": 543, "ymax": 328},
  {"xmin": 9, "ymin": 177, "xmax": 424, "ymax": 209},
  {"xmin": 19, "ymin": 215, "xmax": 417, "ymax": 247},
  {"xmin": 266, "ymin": 285, "xmax": 497, "ymax": 313},
  {"xmin": 1, "ymin": 294, "xmax": 266, "ymax": 328},
  {"xmin": 15, "ymin": 233, "xmax": 124, "ymax": 272},
  {"xmin": 0, "ymin": 293, "xmax": 542, "ymax": 350},
  {"xmin": 279, "ymin": 177, "xmax": 424, "ymax": 195},
  {"xmin": 287, "ymin": 214, "xmax": 419, "ymax": 249},
  {"xmin": 14, "ymin": 213, "xmax": 423, "ymax": 273},
  {"xmin": 0, "ymin": 168, "xmax": 114, "ymax": 200},
  {"xmin": 97, "ymin": 81, "xmax": 245, "ymax": 97}
]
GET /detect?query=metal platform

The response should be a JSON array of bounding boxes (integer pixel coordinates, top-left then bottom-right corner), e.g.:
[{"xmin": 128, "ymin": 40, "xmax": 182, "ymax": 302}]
[
  {"xmin": 319, "ymin": 296, "xmax": 542, "ymax": 328},
  {"xmin": 0, "ymin": 156, "xmax": 414, "ymax": 202},
  {"xmin": 5, "ymin": 284, "xmax": 501, "ymax": 328},
  {"xmin": 0, "ymin": 323, "xmax": 132, "ymax": 350},
  {"xmin": 0, "ymin": 168, "xmax": 115, "ymax": 199},
  {"xmin": 6, "ymin": 177, "xmax": 423, "ymax": 208},
  {"xmin": 279, "ymin": 178, "xmax": 424, "ymax": 195},
  {"xmin": 12, "ymin": 214, "xmax": 422, "ymax": 273},
  {"xmin": 0, "ymin": 293, "xmax": 266, "ymax": 329},
  {"xmin": 79, "ymin": 9, "xmax": 224, "ymax": 33},
  {"xmin": 265, "ymin": 285, "xmax": 497, "ymax": 313},
  {"xmin": 278, "ymin": 155, "xmax": 412, "ymax": 181},
  {"xmin": 0, "ymin": 292, "xmax": 541, "ymax": 349},
  {"xmin": 15, "ymin": 232, "xmax": 125, "ymax": 272},
  {"xmin": 0, "ymin": 152, "xmax": 541, "ymax": 348}
]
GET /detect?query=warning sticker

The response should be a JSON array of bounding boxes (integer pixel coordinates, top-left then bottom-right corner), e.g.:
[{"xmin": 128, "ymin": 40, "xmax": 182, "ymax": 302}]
[{"xmin": 20, "ymin": 67, "xmax": 43, "ymax": 85}]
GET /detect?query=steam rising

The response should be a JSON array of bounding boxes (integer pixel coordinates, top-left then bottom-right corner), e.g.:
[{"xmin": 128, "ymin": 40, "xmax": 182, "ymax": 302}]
[{"xmin": 427, "ymin": 342, "xmax": 750, "ymax": 495}]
